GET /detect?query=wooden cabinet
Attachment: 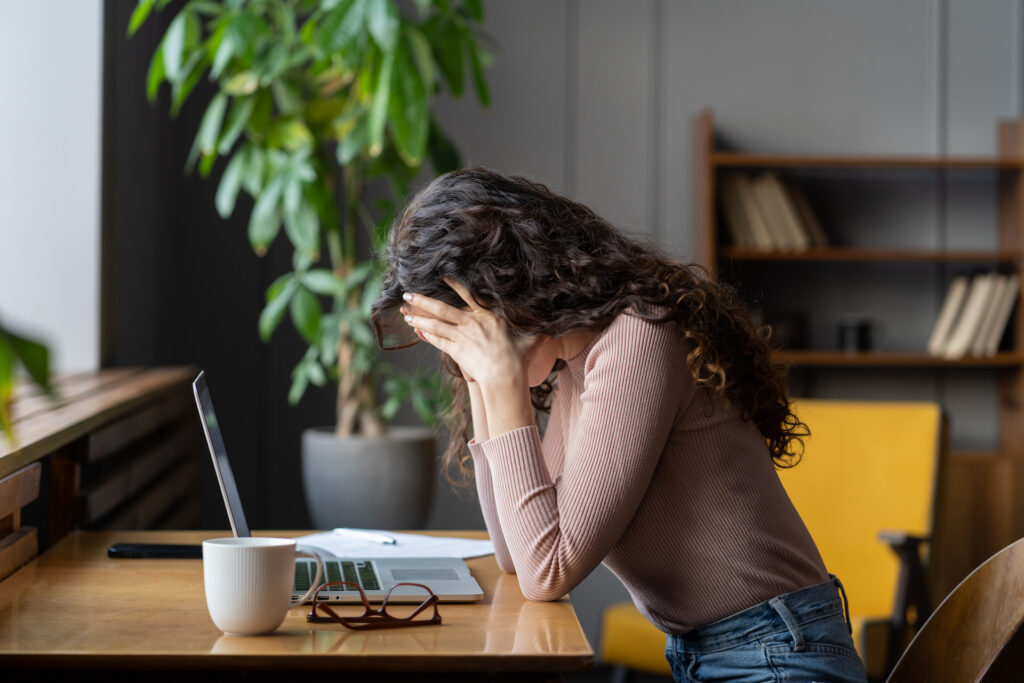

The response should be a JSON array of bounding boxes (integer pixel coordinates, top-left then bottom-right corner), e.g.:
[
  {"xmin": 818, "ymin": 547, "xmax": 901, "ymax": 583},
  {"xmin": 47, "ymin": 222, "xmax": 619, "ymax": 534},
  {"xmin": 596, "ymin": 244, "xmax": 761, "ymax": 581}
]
[
  {"xmin": 0, "ymin": 367, "xmax": 201, "ymax": 562},
  {"xmin": 694, "ymin": 108, "xmax": 1024, "ymax": 595}
]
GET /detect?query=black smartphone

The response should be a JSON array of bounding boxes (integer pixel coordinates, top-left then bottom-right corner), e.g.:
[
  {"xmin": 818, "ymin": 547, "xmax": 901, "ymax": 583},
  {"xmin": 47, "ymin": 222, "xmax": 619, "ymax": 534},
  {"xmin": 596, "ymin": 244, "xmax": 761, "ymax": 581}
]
[{"xmin": 107, "ymin": 543, "xmax": 203, "ymax": 559}]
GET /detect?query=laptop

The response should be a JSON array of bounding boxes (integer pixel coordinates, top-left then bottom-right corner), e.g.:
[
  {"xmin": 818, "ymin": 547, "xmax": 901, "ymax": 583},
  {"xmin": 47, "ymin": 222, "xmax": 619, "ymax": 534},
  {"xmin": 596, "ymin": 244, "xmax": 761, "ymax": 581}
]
[{"xmin": 192, "ymin": 371, "xmax": 484, "ymax": 603}]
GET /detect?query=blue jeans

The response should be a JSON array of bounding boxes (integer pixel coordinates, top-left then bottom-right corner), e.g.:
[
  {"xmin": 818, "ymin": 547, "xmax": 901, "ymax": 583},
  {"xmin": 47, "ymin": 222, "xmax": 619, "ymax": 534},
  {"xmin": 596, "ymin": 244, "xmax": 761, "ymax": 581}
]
[{"xmin": 664, "ymin": 575, "xmax": 868, "ymax": 682}]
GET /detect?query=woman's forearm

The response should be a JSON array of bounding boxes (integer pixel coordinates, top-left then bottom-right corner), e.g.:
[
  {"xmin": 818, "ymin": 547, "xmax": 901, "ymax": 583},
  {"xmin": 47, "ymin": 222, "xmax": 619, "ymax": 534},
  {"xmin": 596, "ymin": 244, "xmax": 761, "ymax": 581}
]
[
  {"xmin": 480, "ymin": 377, "xmax": 535, "ymax": 440},
  {"xmin": 467, "ymin": 380, "xmax": 490, "ymax": 443}
]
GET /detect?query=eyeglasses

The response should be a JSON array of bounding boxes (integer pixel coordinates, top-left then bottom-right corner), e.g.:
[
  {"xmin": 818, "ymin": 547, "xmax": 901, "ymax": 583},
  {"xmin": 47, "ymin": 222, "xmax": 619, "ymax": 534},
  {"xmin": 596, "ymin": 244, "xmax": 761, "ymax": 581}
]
[
  {"xmin": 305, "ymin": 581, "xmax": 442, "ymax": 630},
  {"xmin": 371, "ymin": 304, "xmax": 421, "ymax": 351}
]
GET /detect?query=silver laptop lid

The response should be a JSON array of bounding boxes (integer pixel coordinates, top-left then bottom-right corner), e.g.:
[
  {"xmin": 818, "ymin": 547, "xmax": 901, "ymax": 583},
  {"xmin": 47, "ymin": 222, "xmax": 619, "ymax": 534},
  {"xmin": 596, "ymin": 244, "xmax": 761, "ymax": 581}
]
[{"xmin": 193, "ymin": 371, "xmax": 251, "ymax": 538}]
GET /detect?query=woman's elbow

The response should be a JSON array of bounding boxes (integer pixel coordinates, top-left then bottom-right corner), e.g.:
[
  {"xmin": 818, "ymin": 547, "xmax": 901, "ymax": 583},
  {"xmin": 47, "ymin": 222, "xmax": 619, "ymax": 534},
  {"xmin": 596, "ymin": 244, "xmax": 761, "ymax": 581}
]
[{"xmin": 519, "ymin": 578, "xmax": 569, "ymax": 602}]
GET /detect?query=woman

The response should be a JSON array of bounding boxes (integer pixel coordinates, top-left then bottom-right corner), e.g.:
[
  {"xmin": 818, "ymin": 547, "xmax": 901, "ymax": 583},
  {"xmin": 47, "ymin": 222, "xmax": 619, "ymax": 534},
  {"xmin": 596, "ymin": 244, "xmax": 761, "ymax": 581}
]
[{"xmin": 370, "ymin": 167, "xmax": 868, "ymax": 682}]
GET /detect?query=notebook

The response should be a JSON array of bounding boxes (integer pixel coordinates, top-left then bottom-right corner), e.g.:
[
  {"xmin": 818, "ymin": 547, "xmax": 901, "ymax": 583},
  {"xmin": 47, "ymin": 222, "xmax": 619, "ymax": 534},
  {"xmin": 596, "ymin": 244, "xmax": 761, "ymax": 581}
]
[{"xmin": 193, "ymin": 371, "xmax": 484, "ymax": 603}]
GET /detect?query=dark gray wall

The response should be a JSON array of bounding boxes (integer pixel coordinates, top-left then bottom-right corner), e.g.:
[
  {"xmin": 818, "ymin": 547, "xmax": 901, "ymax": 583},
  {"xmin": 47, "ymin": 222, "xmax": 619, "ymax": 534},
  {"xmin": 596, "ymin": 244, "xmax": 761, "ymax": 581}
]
[{"xmin": 103, "ymin": 0, "xmax": 1024, "ymax": 661}]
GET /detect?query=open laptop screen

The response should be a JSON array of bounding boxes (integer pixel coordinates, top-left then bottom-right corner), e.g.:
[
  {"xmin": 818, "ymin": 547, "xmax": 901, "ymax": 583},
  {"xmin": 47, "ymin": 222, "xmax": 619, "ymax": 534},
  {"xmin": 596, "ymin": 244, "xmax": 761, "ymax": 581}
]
[{"xmin": 193, "ymin": 371, "xmax": 250, "ymax": 537}]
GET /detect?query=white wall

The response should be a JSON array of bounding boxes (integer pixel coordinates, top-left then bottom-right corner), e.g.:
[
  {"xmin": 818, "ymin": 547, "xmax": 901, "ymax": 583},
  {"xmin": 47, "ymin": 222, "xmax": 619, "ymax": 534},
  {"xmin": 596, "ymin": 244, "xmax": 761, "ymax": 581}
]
[{"xmin": 0, "ymin": 0, "xmax": 103, "ymax": 372}]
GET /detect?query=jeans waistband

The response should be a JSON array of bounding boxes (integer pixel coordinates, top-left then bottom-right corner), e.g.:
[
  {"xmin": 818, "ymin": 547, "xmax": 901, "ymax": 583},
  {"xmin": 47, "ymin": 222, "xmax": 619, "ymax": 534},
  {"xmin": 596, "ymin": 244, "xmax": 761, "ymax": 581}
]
[{"xmin": 670, "ymin": 575, "xmax": 849, "ymax": 653}]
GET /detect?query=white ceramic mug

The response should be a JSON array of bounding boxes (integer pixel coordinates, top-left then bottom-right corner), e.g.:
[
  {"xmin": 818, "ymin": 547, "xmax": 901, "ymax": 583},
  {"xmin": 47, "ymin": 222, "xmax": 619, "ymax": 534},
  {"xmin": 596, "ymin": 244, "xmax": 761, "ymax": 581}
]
[{"xmin": 202, "ymin": 537, "xmax": 324, "ymax": 636}]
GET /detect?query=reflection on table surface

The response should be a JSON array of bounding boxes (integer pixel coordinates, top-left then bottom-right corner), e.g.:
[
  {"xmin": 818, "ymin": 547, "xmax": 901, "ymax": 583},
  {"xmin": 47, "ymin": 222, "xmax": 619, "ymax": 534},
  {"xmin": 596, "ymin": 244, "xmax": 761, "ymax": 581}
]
[{"xmin": 0, "ymin": 530, "xmax": 593, "ymax": 673}]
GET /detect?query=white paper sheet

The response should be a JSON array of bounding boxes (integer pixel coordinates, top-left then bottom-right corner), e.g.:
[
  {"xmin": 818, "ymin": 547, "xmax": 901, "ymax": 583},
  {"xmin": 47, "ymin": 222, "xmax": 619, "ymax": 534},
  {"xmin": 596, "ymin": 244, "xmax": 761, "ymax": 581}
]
[{"xmin": 294, "ymin": 529, "xmax": 495, "ymax": 559}]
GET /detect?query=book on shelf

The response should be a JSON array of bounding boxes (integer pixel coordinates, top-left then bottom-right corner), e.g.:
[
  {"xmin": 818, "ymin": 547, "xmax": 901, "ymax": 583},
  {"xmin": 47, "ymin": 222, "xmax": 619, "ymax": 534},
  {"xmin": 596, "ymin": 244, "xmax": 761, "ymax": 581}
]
[
  {"xmin": 981, "ymin": 274, "xmax": 1019, "ymax": 356},
  {"xmin": 718, "ymin": 174, "xmax": 755, "ymax": 248},
  {"xmin": 971, "ymin": 276, "xmax": 1009, "ymax": 356},
  {"xmin": 718, "ymin": 171, "xmax": 826, "ymax": 250},
  {"xmin": 730, "ymin": 174, "xmax": 774, "ymax": 249},
  {"xmin": 928, "ymin": 272, "xmax": 1019, "ymax": 359},
  {"xmin": 763, "ymin": 173, "xmax": 810, "ymax": 250},
  {"xmin": 926, "ymin": 275, "xmax": 969, "ymax": 356},
  {"xmin": 781, "ymin": 176, "xmax": 829, "ymax": 248}
]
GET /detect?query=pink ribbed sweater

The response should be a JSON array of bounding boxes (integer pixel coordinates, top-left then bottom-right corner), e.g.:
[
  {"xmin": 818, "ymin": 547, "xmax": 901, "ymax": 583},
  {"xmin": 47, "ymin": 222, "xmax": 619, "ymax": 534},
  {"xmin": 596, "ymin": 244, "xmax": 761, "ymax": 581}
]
[{"xmin": 469, "ymin": 306, "xmax": 827, "ymax": 634}]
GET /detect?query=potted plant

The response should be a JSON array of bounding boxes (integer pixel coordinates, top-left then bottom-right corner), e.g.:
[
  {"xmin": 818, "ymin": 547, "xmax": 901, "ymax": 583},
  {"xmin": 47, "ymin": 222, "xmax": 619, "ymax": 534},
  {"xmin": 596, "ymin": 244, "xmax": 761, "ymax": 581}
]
[{"xmin": 130, "ymin": 0, "xmax": 491, "ymax": 527}]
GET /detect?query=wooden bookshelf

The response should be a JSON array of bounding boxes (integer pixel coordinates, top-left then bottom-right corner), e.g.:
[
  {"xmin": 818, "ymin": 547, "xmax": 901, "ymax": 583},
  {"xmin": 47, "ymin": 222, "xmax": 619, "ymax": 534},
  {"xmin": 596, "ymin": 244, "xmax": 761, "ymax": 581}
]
[
  {"xmin": 773, "ymin": 350, "xmax": 1024, "ymax": 367},
  {"xmin": 721, "ymin": 247, "xmax": 1021, "ymax": 264},
  {"xmin": 695, "ymin": 107, "xmax": 1024, "ymax": 597},
  {"xmin": 712, "ymin": 152, "xmax": 1024, "ymax": 170}
]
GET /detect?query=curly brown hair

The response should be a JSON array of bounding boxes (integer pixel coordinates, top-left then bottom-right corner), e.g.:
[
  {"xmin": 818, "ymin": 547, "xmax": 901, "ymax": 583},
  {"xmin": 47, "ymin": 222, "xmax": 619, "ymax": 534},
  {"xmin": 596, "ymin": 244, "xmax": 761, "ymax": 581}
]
[{"xmin": 371, "ymin": 167, "xmax": 807, "ymax": 483}]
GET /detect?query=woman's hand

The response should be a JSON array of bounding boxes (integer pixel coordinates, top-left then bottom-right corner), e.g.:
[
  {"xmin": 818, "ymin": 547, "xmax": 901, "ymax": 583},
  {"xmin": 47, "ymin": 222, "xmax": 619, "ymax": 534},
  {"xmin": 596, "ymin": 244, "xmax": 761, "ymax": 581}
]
[{"xmin": 401, "ymin": 277, "xmax": 534, "ymax": 389}]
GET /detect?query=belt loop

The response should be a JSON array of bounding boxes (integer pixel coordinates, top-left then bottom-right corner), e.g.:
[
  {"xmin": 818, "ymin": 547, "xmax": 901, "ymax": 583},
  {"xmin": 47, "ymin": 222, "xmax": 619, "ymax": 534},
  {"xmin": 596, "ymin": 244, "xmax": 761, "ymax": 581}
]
[
  {"xmin": 768, "ymin": 597, "xmax": 806, "ymax": 651},
  {"xmin": 830, "ymin": 573, "xmax": 853, "ymax": 635}
]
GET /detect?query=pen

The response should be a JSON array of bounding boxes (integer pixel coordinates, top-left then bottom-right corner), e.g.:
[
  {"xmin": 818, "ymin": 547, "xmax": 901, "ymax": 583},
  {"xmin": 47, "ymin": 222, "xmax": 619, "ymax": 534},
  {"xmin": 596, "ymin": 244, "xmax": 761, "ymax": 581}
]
[{"xmin": 332, "ymin": 528, "xmax": 398, "ymax": 545}]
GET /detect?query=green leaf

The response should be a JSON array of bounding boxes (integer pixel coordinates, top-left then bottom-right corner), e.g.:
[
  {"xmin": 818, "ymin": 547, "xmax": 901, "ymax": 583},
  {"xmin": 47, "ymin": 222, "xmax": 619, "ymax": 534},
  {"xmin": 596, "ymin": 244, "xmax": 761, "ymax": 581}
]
[
  {"xmin": 284, "ymin": 202, "xmax": 320, "ymax": 257},
  {"xmin": 426, "ymin": 16, "xmax": 463, "ymax": 96},
  {"xmin": 468, "ymin": 41, "xmax": 490, "ymax": 107},
  {"xmin": 162, "ymin": 11, "xmax": 188, "ymax": 82},
  {"xmin": 146, "ymin": 42, "xmax": 166, "ymax": 103},
  {"xmin": 283, "ymin": 176, "xmax": 302, "ymax": 216},
  {"xmin": 217, "ymin": 95, "xmax": 254, "ymax": 154},
  {"xmin": 266, "ymin": 272, "xmax": 294, "ymax": 302},
  {"xmin": 379, "ymin": 393, "xmax": 403, "ymax": 421},
  {"xmin": 170, "ymin": 51, "xmax": 205, "ymax": 116},
  {"xmin": 411, "ymin": 384, "xmax": 433, "ymax": 425},
  {"xmin": 346, "ymin": 315, "xmax": 376, "ymax": 348},
  {"xmin": 304, "ymin": 270, "xmax": 344, "ymax": 296},
  {"xmin": 336, "ymin": 115, "xmax": 368, "ymax": 165},
  {"xmin": 366, "ymin": 0, "xmax": 399, "ymax": 52},
  {"xmin": 317, "ymin": 0, "xmax": 367, "ymax": 53},
  {"xmin": 199, "ymin": 146, "xmax": 218, "ymax": 177},
  {"xmin": 0, "ymin": 340, "xmax": 13, "ymax": 440},
  {"xmin": 210, "ymin": 23, "xmax": 235, "ymax": 79},
  {"xmin": 248, "ymin": 174, "xmax": 285, "ymax": 254},
  {"xmin": 290, "ymin": 286, "xmax": 322, "ymax": 345},
  {"xmin": 366, "ymin": 47, "xmax": 394, "ymax": 157},
  {"xmin": 427, "ymin": 116, "xmax": 460, "ymax": 174},
  {"xmin": 269, "ymin": 118, "xmax": 314, "ymax": 151},
  {"xmin": 4, "ymin": 331, "xmax": 51, "ymax": 393},
  {"xmin": 343, "ymin": 262, "xmax": 375, "ymax": 289},
  {"xmin": 259, "ymin": 277, "xmax": 298, "ymax": 341},
  {"xmin": 128, "ymin": 0, "xmax": 155, "ymax": 36},
  {"xmin": 288, "ymin": 363, "xmax": 309, "ymax": 405},
  {"xmin": 271, "ymin": 79, "xmax": 303, "ymax": 116},
  {"xmin": 319, "ymin": 313, "xmax": 340, "ymax": 366},
  {"xmin": 388, "ymin": 38, "xmax": 428, "ymax": 167},
  {"xmin": 405, "ymin": 26, "xmax": 436, "ymax": 90},
  {"xmin": 223, "ymin": 71, "xmax": 258, "ymax": 95},
  {"xmin": 197, "ymin": 92, "xmax": 228, "ymax": 155},
  {"xmin": 215, "ymin": 151, "xmax": 245, "ymax": 218},
  {"xmin": 241, "ymin": 144, "xmax": 265, "ymax": 194},
  {"xmin": 462, "ymin": 0, "xmax": 483, "ymax": 22},
  {"xmin": 186, "ymin": 1, "xmax": 222, "ymax": 16},
  {"xmin": 360, "ymin": 275, "xmax": 383, "ymax": 316},
  {"xmin": 306, "ymin": 359, "xmax": 327, "ymax": 386}
]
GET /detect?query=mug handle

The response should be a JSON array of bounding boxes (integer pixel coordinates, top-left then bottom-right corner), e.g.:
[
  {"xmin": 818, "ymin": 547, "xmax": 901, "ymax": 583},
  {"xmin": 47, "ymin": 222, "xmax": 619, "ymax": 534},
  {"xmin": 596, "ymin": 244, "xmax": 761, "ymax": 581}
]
[{"xmin": 291, "ymin": 550, "xmax": 325, "ymax": 607}]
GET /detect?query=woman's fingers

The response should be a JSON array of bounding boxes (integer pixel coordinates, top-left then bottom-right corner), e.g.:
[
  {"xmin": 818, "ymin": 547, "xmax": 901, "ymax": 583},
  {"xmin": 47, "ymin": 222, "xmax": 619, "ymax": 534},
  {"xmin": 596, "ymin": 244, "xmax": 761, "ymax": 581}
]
[
  {"xmin": 403, "ymin": 290, "xmax": 467, "ymax": 324},
  {"xmin": 404, "ymin": 312, "xmax": 459, "ymax": 341},
  {"xmin": 417, "ymin": 328, "xmax": 453, "ymax": 354},
  {"xmin": 443, "ymin": 277, "xmax": 484, "ymax": 312}
]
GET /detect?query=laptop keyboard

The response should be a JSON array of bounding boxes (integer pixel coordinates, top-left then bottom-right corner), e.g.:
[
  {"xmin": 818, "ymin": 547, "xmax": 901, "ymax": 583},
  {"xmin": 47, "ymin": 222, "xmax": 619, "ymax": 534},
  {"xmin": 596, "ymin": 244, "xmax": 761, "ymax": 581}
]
[{"xmin": 295, "ymin": 560, "xmax": 380, "ymax": 593}]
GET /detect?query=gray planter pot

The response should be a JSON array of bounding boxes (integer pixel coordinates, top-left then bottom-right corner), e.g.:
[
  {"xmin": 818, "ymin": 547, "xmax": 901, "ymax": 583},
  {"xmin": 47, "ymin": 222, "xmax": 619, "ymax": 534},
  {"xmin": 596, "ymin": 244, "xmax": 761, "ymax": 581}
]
[{"xmin": 301, "ymin": 426, "xmax": 436, "ymax": 530}]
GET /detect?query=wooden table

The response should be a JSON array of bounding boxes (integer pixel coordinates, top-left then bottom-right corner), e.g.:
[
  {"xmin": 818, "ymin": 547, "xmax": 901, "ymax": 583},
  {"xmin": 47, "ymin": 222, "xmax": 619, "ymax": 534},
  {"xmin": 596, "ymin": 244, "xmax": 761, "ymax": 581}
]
[{"xmin": 0, "ymin": 530, "xmax": 593, "ymax": 680}]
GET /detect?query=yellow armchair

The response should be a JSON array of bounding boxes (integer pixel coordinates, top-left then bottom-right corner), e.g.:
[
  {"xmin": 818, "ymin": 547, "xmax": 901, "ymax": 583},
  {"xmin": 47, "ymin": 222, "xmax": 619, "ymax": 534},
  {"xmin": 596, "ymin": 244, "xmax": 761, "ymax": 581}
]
[{"xmin": 599, "ymin": 399, "xmax": 944, "ymax": 681}]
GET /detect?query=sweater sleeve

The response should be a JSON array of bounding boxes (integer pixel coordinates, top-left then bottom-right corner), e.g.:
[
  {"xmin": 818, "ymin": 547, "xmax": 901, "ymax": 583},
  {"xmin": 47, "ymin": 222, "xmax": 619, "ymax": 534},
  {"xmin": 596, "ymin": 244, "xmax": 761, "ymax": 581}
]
[
  {"xmin": 478, "ymin": 314, "xmax": 689, "ymax": 600},
  {"xmin": 469, "ymin": 439, "xmax": 517, "ymax": 573}
]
